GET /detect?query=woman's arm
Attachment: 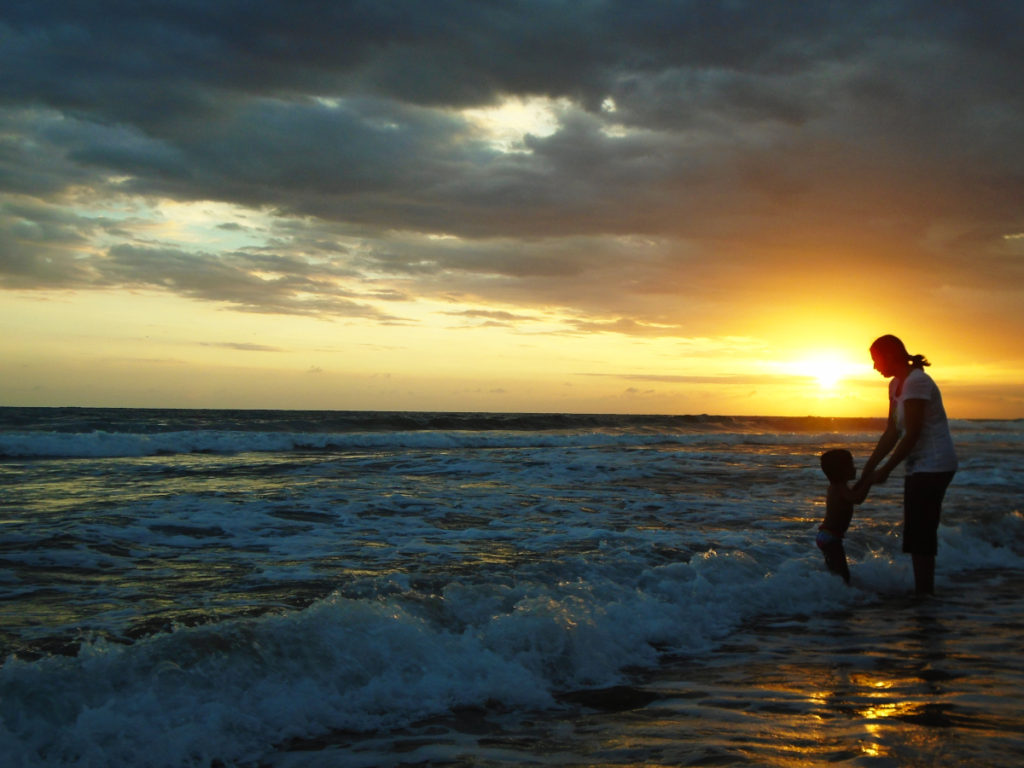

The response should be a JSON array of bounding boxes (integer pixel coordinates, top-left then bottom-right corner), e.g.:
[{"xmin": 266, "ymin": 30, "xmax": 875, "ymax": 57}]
[
  {"xmin": 871, "ymin": 398, "xmax": 925, "ymax": 484},
  {"xmin": 861, "ymin": 396, "xmax": 900, "ymax": 480}
]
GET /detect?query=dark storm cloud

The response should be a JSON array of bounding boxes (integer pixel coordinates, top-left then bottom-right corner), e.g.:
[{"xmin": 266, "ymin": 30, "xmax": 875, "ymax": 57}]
[
  {"xmin": 1, "ymin": 0, "xmax": 1022, "ymax": 318},
  {"xmin": 12, "ymin": 1, "xmax": 1007, "ymax": 115}
]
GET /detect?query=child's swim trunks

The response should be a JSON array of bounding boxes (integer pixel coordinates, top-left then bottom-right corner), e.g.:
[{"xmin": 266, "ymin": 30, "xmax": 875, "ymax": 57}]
[{"xmin": 816, "ymin": 528, "xmax": 850, "ymax": 583}]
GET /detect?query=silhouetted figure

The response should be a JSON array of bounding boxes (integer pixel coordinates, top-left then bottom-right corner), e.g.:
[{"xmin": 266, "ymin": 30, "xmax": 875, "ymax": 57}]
[
  {"xmin": 861, "ymin": 335, "xmax": 957, "ymax": 595},
  {"xmin": 817, "ymin": 448, "xmax": 870, "ymax": 584}
]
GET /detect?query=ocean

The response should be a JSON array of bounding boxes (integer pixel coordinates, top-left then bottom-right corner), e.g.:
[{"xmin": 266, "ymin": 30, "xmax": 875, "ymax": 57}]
[{"xmin": 1, "ymin": 407, "xmax": 1022, "ymax": 767}]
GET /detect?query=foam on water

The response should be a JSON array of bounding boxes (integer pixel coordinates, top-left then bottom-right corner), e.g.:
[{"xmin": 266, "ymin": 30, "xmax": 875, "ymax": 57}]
[
  {"xmin": 0, "ymin": 427, "xmax": 895, "ymax": 460},
  {"xmin": 0, "ymin": 549, "xmax": 848, "ymax": 766},
  {"xmin": 1, "ymin": 409, "xmax": 1021, "ymax": 767},
  {"xmin": 4, "ymin": 515, "xmax": 1022, "ymax": 767}
]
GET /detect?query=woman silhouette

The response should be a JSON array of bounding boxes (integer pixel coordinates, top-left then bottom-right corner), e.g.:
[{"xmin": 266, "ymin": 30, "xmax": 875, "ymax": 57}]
[{"xmin": 861, "ymin": 335, "xmax": 957, "ymax": 595}]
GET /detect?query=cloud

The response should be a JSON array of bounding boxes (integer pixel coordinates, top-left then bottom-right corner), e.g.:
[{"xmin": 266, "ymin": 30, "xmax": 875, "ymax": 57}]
[
  {"xmin": 99, "ymin": 244, "xmax": 404, "ymax": 319},
  {"xmin": 201, "ymin": 342, "xmax": 282, "ymax": 353},
  {"xmin": 1, "ymin": 0, "xmax": 1023, "ymax": 333},
  {"xmin": 583, "ymin": 372, "xmax": 785, "ymax": 386},
  {"xmin": 446, "ymin": 309, "xmax": 538, "ymax": 322}
]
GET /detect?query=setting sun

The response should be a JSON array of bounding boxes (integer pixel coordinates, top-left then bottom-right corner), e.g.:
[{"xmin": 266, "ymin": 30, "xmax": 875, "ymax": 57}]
[{"xmin": 786, "ymin": 353, "xmax": 862, "ymax": 391}]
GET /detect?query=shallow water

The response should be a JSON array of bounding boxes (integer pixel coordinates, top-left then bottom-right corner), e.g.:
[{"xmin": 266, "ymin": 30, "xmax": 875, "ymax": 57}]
[
  {"xmin": 270, "ymin": 571, "xmax": 1024, "ymax": 767},
  {"xmin": 1, "ymin": 409, "xmax": 1022, "ymax": 767}
]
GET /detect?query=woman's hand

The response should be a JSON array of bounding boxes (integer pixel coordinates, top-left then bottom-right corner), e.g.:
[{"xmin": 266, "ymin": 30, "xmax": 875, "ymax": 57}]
[{"xmin": 871, "ymin": 399, "xmax": 924, "ymax": 486}]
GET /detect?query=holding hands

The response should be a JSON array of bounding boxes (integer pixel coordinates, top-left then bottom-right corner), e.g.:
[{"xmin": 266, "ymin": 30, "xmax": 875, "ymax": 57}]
[{"xmin": 868, "ymin": 466, "xmax": 893, "ymax": 485}]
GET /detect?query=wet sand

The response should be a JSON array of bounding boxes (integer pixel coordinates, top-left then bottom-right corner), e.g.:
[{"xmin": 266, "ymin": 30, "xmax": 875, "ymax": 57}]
[{"xmin": 267, "ymin": 569, "xmax": 1024, "ymax": 767}]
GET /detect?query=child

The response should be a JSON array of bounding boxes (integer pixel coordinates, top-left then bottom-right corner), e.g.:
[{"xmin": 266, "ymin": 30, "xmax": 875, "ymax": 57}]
[{"xmin": 817, "ymin": 448, "xmax": 870, "ymax": 584}]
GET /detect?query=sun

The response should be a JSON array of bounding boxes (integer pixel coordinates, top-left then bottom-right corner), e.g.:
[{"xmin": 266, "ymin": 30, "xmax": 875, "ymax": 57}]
[
  {"xmin": 788, "ymin": 353, "xmax": 859, "ymax": 391},
  {"xmin": 813, "ymin": 358, "xmax": 845, "ymax": 389}
]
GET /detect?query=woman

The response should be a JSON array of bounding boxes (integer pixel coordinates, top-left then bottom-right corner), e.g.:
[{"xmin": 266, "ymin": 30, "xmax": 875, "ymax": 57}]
[{"xmin": 861, "ymin": 335, "xmax": 957, "ymax": 595}]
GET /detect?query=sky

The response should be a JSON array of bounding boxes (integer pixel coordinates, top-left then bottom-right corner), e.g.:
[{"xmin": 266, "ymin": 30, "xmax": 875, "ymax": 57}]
[{"xmin": 2, "ymin": 1, "xmax": 1022, "ymax": 418}]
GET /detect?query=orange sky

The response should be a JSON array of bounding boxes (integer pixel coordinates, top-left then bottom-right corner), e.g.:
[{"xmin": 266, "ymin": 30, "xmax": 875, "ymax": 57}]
[{"xmin": 2, "ymin": 4, "xmax": 1022, "ymax": 417}]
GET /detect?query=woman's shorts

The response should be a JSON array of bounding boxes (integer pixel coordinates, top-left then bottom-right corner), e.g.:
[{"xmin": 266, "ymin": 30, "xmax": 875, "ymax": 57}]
[{"xmin": 903, "ymin": 471, "xmax": 955, "ymax": 556}]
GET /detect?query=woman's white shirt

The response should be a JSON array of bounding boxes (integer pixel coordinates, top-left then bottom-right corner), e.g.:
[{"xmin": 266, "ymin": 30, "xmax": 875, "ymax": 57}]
[{"xmin": 891, "ymin": 368, "xmax": 958, "ymax": 474}]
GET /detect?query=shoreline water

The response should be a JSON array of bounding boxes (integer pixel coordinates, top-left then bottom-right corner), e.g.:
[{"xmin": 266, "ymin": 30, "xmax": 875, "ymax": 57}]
[
  {"xmin": 641, "ymin": 570, "xmax": 1024, "ymax": 768},
  {"xmin": 267, "ymin": 569, "xmax": 1024, "ymax": 767},
  {"xmin": 2, "ymin": 408, "xmax": 1022, "ymax": 767}
]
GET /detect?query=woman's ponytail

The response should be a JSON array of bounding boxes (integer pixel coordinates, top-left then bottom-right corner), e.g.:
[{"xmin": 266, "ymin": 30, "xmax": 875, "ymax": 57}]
[{"xmin": 872, "ymin": 335, "xmax": 931, "ymax": 368}]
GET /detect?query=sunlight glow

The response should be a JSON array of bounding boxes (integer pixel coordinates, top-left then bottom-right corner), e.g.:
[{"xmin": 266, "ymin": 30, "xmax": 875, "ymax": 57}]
[
  {"xmin": 461, "ymin": 96, "xmax": 570, "ymax": 152},
  {"xmin": 783, "ymin": 353, "xmax": 862, "ymax": 391}
]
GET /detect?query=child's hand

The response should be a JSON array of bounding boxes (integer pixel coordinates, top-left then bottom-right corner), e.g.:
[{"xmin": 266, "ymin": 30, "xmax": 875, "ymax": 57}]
[{"xmin": 871, "ymin": 467, "xmax": 892, "ymax": 484}]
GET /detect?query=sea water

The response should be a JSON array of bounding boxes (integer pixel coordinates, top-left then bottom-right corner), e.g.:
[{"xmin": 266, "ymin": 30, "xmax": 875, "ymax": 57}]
[{"xmin": 1, "ymin": 408, "xmax": 1022, "ymax": 767}]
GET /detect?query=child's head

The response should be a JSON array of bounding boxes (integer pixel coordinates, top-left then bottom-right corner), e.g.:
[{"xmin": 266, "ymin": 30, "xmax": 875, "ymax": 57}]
[{"xmin": 820, "ymin": 448, "xmax": 855, "ymax": 482}]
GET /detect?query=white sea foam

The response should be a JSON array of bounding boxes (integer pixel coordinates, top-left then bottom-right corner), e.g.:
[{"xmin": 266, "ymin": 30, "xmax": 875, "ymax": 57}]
[
  {"xmin": 1, "ymin": 410, "xmax": 1021, "ymax": 767},
  {"xmin": 4, "ymin": 511, "xmax": 1022, "ymax": 767},
  {"xmin": 0, "ymin": 423, "xmax": 894, "ymax": 459},
  {"xmin": 0, "ymin": 545, "xmax": 869, "ymax": 767}
]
